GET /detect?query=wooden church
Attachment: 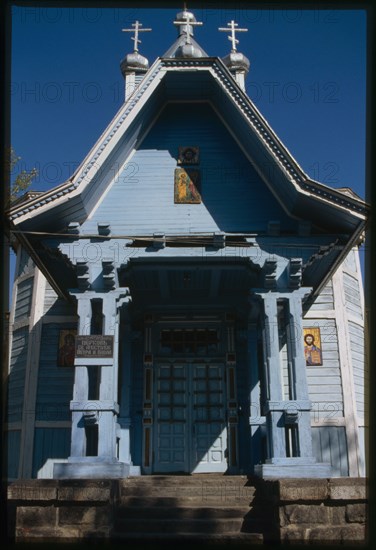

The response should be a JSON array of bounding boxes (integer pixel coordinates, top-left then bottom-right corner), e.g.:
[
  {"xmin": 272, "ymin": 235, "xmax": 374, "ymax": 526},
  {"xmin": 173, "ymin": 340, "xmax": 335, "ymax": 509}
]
[{"xmin": 7, "ymin": 9, "xmax": 368, "ymax": 481}]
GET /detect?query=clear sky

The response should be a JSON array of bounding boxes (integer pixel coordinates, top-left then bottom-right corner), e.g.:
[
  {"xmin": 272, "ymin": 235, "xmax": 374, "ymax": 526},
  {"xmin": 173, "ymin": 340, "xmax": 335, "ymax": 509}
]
[{"xmin": 9, "ymin": 5, "xmax": 367, "ymax": 286}]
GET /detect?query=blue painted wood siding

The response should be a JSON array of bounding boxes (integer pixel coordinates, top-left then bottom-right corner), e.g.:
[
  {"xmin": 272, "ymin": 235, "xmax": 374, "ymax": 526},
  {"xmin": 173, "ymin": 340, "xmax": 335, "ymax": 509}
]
[
  {"xmin": 348, "ymin": 320, "xmax": 367, "ymax": 420},
  {"xmin": 343, "ymin": 248, "xmax": 357, "ymax": 272},
  {"xmin": 7, "ymin": 430, "xmax": 21, "ymax": 479},
  {"xmin": 81, "ymin": 103, "xmax": 296, "ymax": 236},
  {"xmin": 14, "ymin": 277, "xmax": 33, "ymax": 321},
  {"xmin": 32, "ymin": 428, "xmax": 71, "ymax": 478},
  {"xmin": 311, "ymin": 426, "xmax": 349, "ymax": 476},
  {"xmin": 17, "ymin": 247, "xmax": 34, "ymax": 277},
  {"xmin": 343, "ymin": 272, "xmax": 363, "ymax": 319},
  {"xmin": 341, "ymin": 248, "xmax": 366, "ymax": 471},
  {"xmin": 43, "ymin": 281, "xmax": 76, "ymax": 316},
  {"xmin": 7, "ymin": 327, "xmax": 29, "ymax": 423},
  {"xmin": 304, "ymin": 319, "xmax": 344, "ymax": 419},
  {"xmin": 309, "ymin": 281, "xmax": 334, "ymax": 311},
  {"xmin": 35, "ymin": 324, "xmax": 75, "ymax": 421}
]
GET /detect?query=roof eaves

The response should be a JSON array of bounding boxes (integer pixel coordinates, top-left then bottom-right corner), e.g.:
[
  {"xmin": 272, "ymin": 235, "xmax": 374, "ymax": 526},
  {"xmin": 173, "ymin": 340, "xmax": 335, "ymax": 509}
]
[{"xmin": 9, "ymin": 57, "xmax": 166, "ymax": 224}]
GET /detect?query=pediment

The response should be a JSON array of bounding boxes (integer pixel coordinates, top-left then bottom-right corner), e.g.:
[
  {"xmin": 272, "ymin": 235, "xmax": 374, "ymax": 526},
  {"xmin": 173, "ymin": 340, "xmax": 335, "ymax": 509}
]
[{"xmin": 9, "ymin": 57, "xmax": 367, "ymax": 240}]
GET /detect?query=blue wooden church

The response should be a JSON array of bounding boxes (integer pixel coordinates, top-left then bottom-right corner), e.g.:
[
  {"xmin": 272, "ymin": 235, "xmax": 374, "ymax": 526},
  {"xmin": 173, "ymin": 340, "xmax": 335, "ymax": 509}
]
[{"xmin": 7, "ymin": 9, "xmax": 368, "ymax": 480}]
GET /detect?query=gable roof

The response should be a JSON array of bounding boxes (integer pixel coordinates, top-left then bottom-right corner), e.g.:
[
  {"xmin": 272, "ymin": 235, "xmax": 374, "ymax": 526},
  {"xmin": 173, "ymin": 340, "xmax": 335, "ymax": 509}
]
[{"xmin": 8, "ymin": 53, "xmax": 368, "ymax": 238}]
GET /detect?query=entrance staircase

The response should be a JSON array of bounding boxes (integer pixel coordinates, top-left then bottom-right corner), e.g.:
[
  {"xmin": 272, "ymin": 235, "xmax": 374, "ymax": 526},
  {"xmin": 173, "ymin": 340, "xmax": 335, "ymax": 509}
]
[{"xmin": 111, "ymin": 475, "xmax": 267, "ymax": 544}]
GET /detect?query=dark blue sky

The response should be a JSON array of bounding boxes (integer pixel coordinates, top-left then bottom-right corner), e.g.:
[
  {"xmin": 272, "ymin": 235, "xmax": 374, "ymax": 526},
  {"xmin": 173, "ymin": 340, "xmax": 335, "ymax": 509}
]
[
  {"xmin": 9, "ymin": 6, "xmax": 367, "ymax": 284},
  {"xmin": 11, "ymin": 6, "xmax": 366, "ymax": 196}
]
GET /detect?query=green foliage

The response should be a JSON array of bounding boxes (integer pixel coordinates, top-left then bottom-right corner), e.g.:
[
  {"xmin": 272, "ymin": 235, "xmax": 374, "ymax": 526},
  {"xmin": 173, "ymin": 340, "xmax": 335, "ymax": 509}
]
[{"xmin": 9, "ymin": 147, "xmax": 38, "ymax": 204}]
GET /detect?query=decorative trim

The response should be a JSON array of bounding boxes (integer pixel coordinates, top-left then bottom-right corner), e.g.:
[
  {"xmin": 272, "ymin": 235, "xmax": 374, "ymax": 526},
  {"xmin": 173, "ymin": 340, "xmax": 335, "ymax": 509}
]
[
  {"xmin": 42, "ymin": 315, "xmax": 78, "ymax": 324},
  {"xmin": 34, "ymin": 421, "xmax": 72, "ymax": 428},
  {"xmin": 288, "ymin": 258, "xmax": 303, "ymax": 289}
]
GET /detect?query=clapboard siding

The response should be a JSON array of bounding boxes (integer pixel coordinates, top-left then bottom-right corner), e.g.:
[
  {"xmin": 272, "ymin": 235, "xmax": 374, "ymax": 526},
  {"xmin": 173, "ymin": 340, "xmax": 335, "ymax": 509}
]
[
  {"xmin": 343, "ymin": 272, "xmax": 363, "ymax": 319},
  {"xmin": 309, "ymin": 281, "xmax": 334, "ymax": 311},
  {"xmin": 32, "ymin": 428, "xmax": 71, "ymax": 478},
  {"xmin": 81, "ymin": 103, "xmax": 297, "ymax": 236},
  {"xmin": 304, "ymin": 319, "xmax": 344, "ymax": 417},
  {"xmin": 7, "ymin": 327, "xmax": 29, "ymax": 423},
  {"xmin": 343, "ymin": 249, "xmax": 357, "ymax": 272},
  {"xmin": 17, "ymin": 247, "xmax": 34, "ymax": 277},
  {"xmin": 7, "ymin": 430, "xmax": 21, "ymax": 479},
  {"xmin": 36, "ymin": 324, "xmax": 75, "ymax": 421},
  {"xmin": 312, "ymin": 426, "xmax": 349, "ymax": 476},
  {"xmin": 348, "ymin": 320, "xmax": 366, "ymax": 419},
  {"xmin": 43, "ymin": 281, "xmax": 76, "ymax": 316},
  {"xmin": 14, "ymin": 277, "xmax": 34, "ymax": 321}
]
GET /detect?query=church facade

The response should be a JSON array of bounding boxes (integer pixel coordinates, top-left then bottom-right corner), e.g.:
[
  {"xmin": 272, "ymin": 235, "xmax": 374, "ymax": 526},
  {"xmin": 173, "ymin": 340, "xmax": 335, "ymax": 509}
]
[{"xmin": 6, "ymin": 10, "xmax": 368, "ymax": 480}]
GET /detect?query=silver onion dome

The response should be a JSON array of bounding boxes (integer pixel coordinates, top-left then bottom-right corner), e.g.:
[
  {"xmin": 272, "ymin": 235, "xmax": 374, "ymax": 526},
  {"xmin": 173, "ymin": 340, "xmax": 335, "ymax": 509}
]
[
  {"xmin": 175, "ymin": 9, "xmax": 197, "ymax": 35},
  {"xmin": 120, "ymin": 51, "xmax": 149, "ymax": 76},
  {"xmin": 176, "ymin": 43, "xmax": 203, "ymax": 58},
  {"xmin": 222, "ymin": 51, "xmax": 250, "ymax": 74}
]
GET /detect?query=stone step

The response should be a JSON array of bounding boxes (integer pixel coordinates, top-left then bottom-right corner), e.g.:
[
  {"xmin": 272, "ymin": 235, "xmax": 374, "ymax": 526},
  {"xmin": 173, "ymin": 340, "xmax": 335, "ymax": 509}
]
[
  {"xmin": 116, "ymin": 504, "xmax": 252, "ymax": 519},
  {"xmin": 119, "ymin": 495, "xmax": 254, "ymax": 507},
  {"xmin": 113, "ymin": 517, "xmax": 259, "ymax": 535},
  {"xmin": 123, "ymin": 475, "xmax": 251, "ymax": 486},
  {"xmin": 114, "ymin": 476, "xmax": 264, "ymax": 543},
  {"xmin": 110, "ymin": 531, "xmax": 264, "ymax": 544},
  {"xmin": 120, "ymin": 491, "xmax": 254, "ymax": 506},
  {"xmin": 121, "ymin": 479, "xmax": 255, "ymax": 500}
]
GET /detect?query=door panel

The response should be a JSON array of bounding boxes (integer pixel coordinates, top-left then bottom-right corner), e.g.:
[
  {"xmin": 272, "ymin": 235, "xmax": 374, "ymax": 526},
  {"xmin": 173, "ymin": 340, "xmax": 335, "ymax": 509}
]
[
  {"xmin": 155, "ymin": 363, "xmax": 188, "ymax": 472},
  {"xmin": 191, "ymin": 363, "xmax": 227, "ymax": 473},
  {"xmin": 154, "ymin": 362, "xmax": 227, "ymax": 473}
]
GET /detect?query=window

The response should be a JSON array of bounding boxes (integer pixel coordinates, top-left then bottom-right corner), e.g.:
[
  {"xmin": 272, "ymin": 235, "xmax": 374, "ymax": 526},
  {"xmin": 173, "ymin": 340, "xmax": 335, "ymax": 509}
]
[{"xmin": 160, "ymin": 328, "xmax": 219, "ymax": 354}]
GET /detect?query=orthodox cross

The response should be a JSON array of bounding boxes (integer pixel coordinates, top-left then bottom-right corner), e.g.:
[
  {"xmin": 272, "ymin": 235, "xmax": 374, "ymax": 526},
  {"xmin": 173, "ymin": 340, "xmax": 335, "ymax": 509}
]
[
  {"xmin": 122, "ymin": 21, "xmax": 152, "ymax": 53},
  {"xmin": 173, "ymin": 11, "xmax": 203, "ymax": 45},
  {"xmin": 218, "ymin": 20, "xmax": 248, "ymax": 52}
]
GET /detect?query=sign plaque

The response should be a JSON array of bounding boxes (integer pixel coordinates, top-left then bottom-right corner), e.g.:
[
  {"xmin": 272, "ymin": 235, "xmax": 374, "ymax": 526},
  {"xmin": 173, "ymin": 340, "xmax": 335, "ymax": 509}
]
[{"xmin": 75, "ymin": 335, "xmax": 114, "ymax": 359}]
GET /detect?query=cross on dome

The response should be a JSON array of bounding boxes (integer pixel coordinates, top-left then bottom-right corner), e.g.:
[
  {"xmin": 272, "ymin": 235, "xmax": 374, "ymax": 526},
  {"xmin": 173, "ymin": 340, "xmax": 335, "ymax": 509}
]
[
  {"xmin": 173, "ymin": 10, "xmax": 203, "ymax": 45},
  {"xmin": 122, "ymin": 21, "xmax": 152, "ymax": 53},
  {"xmin": 218, "ymin": 20, "xmax": 248, "ymax": 52}
]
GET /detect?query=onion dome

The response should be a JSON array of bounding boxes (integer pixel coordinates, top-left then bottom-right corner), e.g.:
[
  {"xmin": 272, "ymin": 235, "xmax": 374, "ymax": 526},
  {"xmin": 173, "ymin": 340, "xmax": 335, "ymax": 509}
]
[
  {"xmin": 176, "ymin": 42, "xmax": 203, "ymax": 59},
  {"xmin": 120, "ymin": 21, "xmax": 151, "ymax": 76},
  {"xmin": 173, "ymin": 8, "xmax": 203, "ymax": 58},
  {"xmin": 120, "ymin": 51, "xmax": 149, "ymax": 76},
  {"xmin": 175, "ymin": 8, "xmax": 197, "ymax": 36},
  {"xmin": 222, "ymin": 51, "xmax": 250, "ymax": 75}
]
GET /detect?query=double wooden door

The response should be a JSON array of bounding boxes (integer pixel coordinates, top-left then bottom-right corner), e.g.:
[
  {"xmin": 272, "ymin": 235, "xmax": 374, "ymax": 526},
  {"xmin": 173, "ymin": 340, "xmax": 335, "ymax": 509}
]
[{"xmin": 153, "ymin": 362, "xmax": 227, "ymax": 473}]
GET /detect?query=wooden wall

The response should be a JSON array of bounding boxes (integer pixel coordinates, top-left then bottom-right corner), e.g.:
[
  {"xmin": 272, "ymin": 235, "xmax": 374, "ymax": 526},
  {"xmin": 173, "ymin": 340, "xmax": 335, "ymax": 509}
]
[
  {"xmin": 82, "ymin": 103, "xmax": 296, "ymax": 236},
  {"xmin": 304, "ymin": 246, "xmax": 366, "ymax": 477}
]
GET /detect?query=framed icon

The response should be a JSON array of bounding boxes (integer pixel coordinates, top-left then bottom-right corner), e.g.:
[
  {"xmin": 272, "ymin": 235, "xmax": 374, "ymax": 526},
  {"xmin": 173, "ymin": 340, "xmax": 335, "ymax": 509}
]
[
  {"xmin": 58, "ymin": 329, "xmax": 76, "ymax": 367},
  {"xmin": 177, "ymin": 146, "xmax": 200, "ymax": 165},
  {"xmin": 303, "ymin": 327, "xmax": 323, "ymax": 366},
  {"xmin": 174, "ymin": 168, "xmax": 201, "ymax": 204}
]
